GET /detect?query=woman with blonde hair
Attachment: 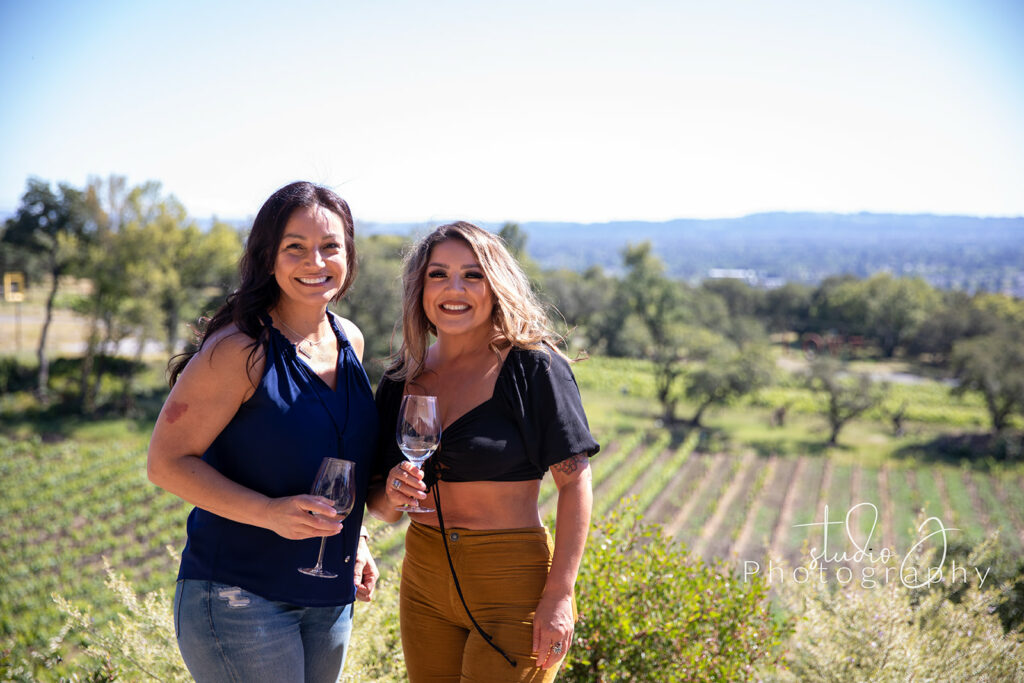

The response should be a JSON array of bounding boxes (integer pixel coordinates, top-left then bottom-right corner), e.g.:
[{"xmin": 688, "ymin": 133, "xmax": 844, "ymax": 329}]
[{"xmin": 368, "ymin": 221, "xmax": 599, "ymax": 681}]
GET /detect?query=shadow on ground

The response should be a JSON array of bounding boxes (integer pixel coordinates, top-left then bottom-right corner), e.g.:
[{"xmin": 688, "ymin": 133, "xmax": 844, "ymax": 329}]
[{"xmin": 892, "ymin": 431, "xmax": 1023, "ymax": 467}]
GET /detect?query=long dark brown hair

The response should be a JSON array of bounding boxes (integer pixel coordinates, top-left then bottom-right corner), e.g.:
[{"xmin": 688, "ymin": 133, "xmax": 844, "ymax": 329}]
[{"xmin": 168, "ymin": 181, "xmax": 357, "ymax": 386}]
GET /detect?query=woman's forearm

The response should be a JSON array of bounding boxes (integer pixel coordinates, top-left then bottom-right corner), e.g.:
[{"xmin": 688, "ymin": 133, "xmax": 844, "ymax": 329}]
[
  {"xmin": 366, "ymin": 480, "xmax": 403, "ymax": 523},
  {"xmin": 543, "ymin": 469, "xmax": 593, "ymax": 597},
  {"xmin": 148, "ymin": 451, "xmax": 273, "ymax": 527}
]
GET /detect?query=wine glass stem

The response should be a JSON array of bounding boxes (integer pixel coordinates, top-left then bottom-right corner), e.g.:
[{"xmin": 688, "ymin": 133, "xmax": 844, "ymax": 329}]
[{"xmin": 313, "ymin": 537, "xmax": 327, "ymax": 570}]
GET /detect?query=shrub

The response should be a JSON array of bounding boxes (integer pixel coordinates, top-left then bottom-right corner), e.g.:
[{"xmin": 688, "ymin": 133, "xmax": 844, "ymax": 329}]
[
  {"xmin": 52, "ymin": 559, "xmax": 189, "ymax": 682},
  {"xmin": 16, "ymin": 555, "xmax": 407, "ymax": 682},
  {"xmin": 764, "ymin": 534, "xmax": 1024, "ymax": 681},
  {"xmin": 563, "ymin": 500, "xmax": 789, "ymax": 682}
]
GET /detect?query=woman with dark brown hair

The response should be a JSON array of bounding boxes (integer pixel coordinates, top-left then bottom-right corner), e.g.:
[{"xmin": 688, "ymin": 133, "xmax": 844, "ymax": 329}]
[{"xmin": 148, "ymin": 181, "xmax": 383, "ymax": 682}]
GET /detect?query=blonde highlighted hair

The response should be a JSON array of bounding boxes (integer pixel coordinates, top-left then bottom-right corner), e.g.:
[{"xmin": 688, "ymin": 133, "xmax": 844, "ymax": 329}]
[{"xmin": 387, "ymin": 221, "xmax": 565, "ymax": 380}]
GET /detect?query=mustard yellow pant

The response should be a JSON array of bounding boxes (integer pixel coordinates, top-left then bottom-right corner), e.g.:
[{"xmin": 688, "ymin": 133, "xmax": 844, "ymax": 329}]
[{"xmin": 400, "ymin": 521, "xmax": 573, "ymax": 683}]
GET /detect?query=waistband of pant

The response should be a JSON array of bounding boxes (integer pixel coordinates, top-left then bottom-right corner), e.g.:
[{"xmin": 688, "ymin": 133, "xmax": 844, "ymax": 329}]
[{"xmin": 409, "ymin": 520, "xmax": 549, "ymax": 544}]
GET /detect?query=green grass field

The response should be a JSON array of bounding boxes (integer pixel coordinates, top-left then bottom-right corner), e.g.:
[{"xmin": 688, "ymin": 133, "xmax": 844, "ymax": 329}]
[{"xmin": 1, "ymin": 352, "xmax": 1022, "ymax": 678}]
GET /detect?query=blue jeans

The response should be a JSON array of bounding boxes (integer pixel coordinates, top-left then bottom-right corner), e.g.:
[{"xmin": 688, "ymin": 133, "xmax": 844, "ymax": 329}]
[{"xmin": 174, "ymin": 580, "xmax": 353, "ymax": 683}]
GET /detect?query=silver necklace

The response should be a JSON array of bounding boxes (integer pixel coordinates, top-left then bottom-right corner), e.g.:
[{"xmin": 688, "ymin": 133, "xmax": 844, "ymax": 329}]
[{"xmin": 278, "ymin": 317, "xmax": 328, "ymax": 358}]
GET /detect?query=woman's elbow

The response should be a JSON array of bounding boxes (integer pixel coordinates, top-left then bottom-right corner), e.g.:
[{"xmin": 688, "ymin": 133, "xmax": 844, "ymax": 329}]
[{"xmin": 146, "ymin": 446, "xmax": 173, "ymax": 490}]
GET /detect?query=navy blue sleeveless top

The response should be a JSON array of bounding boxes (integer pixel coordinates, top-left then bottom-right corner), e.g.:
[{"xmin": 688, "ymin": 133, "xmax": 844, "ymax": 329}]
[{"xmin": 177, "ymin": 312, "xmax": 378, "ymax": 606}]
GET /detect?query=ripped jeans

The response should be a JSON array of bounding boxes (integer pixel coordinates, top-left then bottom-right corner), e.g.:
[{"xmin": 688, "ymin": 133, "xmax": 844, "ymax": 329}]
[{"xmin": 174, "ymin": 580, "xmax": 353, "ymax": 683}]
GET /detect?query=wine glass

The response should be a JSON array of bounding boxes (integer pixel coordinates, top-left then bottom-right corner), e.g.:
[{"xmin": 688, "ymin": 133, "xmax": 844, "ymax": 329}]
[
  {"xmin": 298, "ymin": 457, "xmax": 356, "ymax": 579},
  {"xmin": 395, "ymin": 395, "xmax": 440, "ymax": 513}
]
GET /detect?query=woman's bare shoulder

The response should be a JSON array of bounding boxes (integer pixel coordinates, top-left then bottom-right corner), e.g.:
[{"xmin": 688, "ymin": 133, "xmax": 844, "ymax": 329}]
[
  {"xmin": 336, "ymin": 315, "xmax": 365, "ymax": 361},
  {"xmin": 184, "ymin": 323, "xmax": 265, "ymax": 389}
]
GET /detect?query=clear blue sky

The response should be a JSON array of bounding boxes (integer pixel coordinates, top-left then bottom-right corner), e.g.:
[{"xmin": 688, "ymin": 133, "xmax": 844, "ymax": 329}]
[{"xmin": 2, "ymin": 0, "xmax": 1022, "ymax": 223}]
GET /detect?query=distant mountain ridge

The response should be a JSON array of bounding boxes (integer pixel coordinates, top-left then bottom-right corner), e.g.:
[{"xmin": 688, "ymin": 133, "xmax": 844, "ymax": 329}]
[{"xmin": 363, "ymin": 212, "xmax": 1024, "ymax": 295}]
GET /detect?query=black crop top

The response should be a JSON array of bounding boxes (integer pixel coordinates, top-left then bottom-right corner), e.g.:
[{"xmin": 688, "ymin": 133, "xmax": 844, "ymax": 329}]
[{"xmin": 373, "ymin": 346, "xmax": 600, "ymax": 483}]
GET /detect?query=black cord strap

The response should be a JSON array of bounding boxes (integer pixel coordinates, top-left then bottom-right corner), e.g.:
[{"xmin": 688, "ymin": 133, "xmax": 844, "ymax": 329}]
[{"xmin": 433, "ymin": 484, "xmax": 517, "ymax": 667}]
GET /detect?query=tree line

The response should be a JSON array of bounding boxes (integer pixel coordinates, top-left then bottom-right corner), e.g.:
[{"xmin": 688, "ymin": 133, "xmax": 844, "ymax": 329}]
[
  {"xmin": 3, "ymin": 176, "xmax": 1023, "ymax": 442},
  {"xmin": 1, "ymin": 176, "xmax": 241, "ymax": 411}
]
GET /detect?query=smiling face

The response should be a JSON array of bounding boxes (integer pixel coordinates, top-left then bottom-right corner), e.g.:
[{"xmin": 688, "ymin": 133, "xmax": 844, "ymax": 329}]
[
  {"xmin": 422, "ymin": 238, "xmax": 496, "ymax": 340},
  {"xmin": 273, "ymin": 205, "xmax": 348, "ymax": 311}
]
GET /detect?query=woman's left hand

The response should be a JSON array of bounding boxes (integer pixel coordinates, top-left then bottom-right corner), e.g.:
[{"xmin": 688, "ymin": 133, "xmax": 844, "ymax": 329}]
[
  {"xmin": 532, "ymin": 592, "xmax": 575, "ymax": 670},
  {"xmin": 353, "ymin": 536, "xmax": 378, "ymax": 602}
]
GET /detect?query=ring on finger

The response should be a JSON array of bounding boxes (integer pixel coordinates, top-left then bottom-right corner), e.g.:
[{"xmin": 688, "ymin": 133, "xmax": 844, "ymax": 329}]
[{"xmin": 392, "ymin": 477, "xmax": 402, "ymax": 490}]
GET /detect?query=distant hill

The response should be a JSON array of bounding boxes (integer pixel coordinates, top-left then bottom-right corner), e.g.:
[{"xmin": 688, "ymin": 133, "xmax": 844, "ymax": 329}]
[{"xmin": 363, "ymin": 212, "xmax": 1024, "ymax": 295}]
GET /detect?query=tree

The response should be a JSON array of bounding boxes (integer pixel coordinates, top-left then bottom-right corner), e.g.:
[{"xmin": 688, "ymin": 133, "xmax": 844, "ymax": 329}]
[
  {"xmin": 154, "ymin": 216, "xmax": 241, "ymax": 355},
  {"xmin": 808, "ymin": 274, "xmax": 940, "ymax": 357},
  {"xmin": 952, "ymin": 326, "xmax": 1024, "ymax": 433},
  {"xmin": 334, "ymin": 233, "xmax": 406, "ymax": 378},
  {"xmin": 68, "ymin": 177, "xmax": 236, "ymax": 414},
  {"xmin": 906, "ymin": 290, "xmax": 999, "ymax": 364},
  {"xmin": 861, "ymin": 274, "xmax": 941, "ymax": 357},
  {"xmin": 685, "ymin": 344, "xmax": 774, "ymax": 427},
  {"xmin": 700, "ymin": 277, "xmax": 763, "ymax": 318},
  {"xmin": 759, "ymin": 281, "xmax": 813, "ymax": 334},
  {"xmin": 498, "ymin": 221, "xmax": 542, "ymax": 283},
  {"xmin": 807, "ymin": 274, "xmax": 865, "ymax": 335},
  {"xmin": 538, "ymin": 265, "xmax": 616, "ymax": 353},
  {"xmin": 618, "ymin": 243, "xmax": 693, "ymax": 422},
  {"xmin": 497, "ymin": 221, "xmax": 527, "ymax": 260},
  {"xmin": 805, "ymin": 357, "xmax": 887, "ymax": 446},
  {"xmin": 2, "ymin": 179, "xmax": 87, "ymax": 401}
]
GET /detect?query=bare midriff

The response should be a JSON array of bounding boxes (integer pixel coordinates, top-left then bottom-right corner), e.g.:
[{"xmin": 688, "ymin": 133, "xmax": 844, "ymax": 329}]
[{"xmin": 409, "ymin": 479, "xmax": 543, "ymax": 529}]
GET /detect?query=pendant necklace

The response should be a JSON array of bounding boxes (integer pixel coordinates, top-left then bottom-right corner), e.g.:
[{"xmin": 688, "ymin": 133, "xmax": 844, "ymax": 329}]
[{"xmin": 278, "ymin": 317, "xmax": 328, "ymax": 358}]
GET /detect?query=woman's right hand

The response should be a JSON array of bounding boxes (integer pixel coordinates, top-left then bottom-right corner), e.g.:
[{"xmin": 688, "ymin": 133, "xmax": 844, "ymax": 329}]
[
  {"xmin": 263, "ymin": 495, "xmax": 345, "ymax": 540},
  {"xmin": 384, "ymin": 462, "xmax": 428, "ymax": 508}
]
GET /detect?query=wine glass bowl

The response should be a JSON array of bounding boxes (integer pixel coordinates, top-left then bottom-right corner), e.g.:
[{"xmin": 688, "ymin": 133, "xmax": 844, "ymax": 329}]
[
  {"xmin": 395, "ymin": 395, "xmax": 440, "ymax": 513},
  {"xmin": 299, "ymin": 457, "xmax": 356, "ymax": 579}
]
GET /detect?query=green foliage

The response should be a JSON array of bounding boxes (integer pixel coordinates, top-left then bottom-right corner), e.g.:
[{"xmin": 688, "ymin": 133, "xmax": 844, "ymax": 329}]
[
  {"xmin": 686, "ymin": 344, "xmax": 774, "ymax": 426},
  {"xmin": 538, "ymin": 266, "xmax": 618, "ymax": 354},
  {"xmin": 952, "ymin": 325, "xmax": 1024, "ymax": 433},
  {"xmin": 564, "ymin": 501, "xmax": 789, "ymax": 682},
  {"xmin": 52, "ymin": 559, "xmax": 189, "ymax": 682},
  {"xmin": 571, "ymin": 355, "xmax": 655, "ymax": 398},
  {"xmin": 765, "ymin": 535, "xmax": 1024, "ymax": 682},
  {"xmin": 6, "ymin": 560, "xmax": 408, "ymax": 682},
  {"xmin": 341, "ymin": 578, "xmax": 406, "ymax": 682},
  {"xmin": 0, "ymin": 433, "xmax": 184, "ymax": 666},
  {"xmin": 2, "ymin": 178, "xmax": 89, "ymax": 400},
  {"xmin": 752, "ymin": 375, "xmax": 993, "ymax": 429},
  {"xmin": 805, "ymin": 357, "xmax": 888, "ymax": 446},
  {"xmin": 333, "ymin": 233, "xmax": 406, "ymax": 378},
  {"xmin": 0, "ymin": 357, "xmax": 36, "ymax": 394}
]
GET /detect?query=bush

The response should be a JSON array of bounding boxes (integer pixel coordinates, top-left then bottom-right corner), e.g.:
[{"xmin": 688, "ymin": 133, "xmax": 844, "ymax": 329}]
[
  {"xmin": 764, "ymin": 534, "xmax": 1024, "ymax": 681},
  {"xmin": 563, "ymin": 500, "xmax": 789, "ymax": 682},
  {"xmin": 0, "ymin": 357, "xmax": 35, "ymax": 394},
  {"xmin": 8, "ymin": 554, "xmax": 407, "ymax": 682},
  {"xmin": 52, "ymin": 558, "xmax": 189, "ymax": 682}
]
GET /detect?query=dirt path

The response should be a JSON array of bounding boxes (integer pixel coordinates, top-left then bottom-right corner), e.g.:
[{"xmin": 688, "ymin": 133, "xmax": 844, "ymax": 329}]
[
  {"xmin": 878, "ymin": 466, "xmax": 896, "ymax": 553},
  {"xmin": 843, "ymin": 465, "xmax": 867, "ymax": 572},
  {"xmin": 959, "ymin": 469, "xmax": 992, "ymax": 541},
  {"xmin": 932, "ymin": 468, "xmax": 956, "ymax": 526},
  {"xmin": 733, "ymin": 456, "xmax": 779, "ymax": 560},
  {"xmin": 695, "ymin": 452, "xmax": 758, "ymax": 559},
  {"xmin": 645, "ymin": 452, "xmax": 709, "ymax": 528},
  {"xmin": 589, "ymin": 439, "xmax": 649, "ymax": 502},
  {"xmin": 768, "ymin": 456, "xmax": 807, "ymax": 561},
  {"xmin": 991, "ymin": 479, "xmax": 1024, "ymax": 549},
  {"xmin": 664, "ymin": 453, "xmax": 728, "ymax": 538},
  {"xmin": 624, "ymin": 443, "xmax": 688, "ymax": 511}
]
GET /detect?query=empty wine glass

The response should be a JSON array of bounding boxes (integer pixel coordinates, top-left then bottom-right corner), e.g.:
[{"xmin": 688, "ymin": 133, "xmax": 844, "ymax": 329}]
[
  {"xmin": 298, "ymin": 457, "xmax": 356, "ymax": 579},
  {"xmin": 395, "ymin": 395, "xmax": 440, "ymax": 513}
]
